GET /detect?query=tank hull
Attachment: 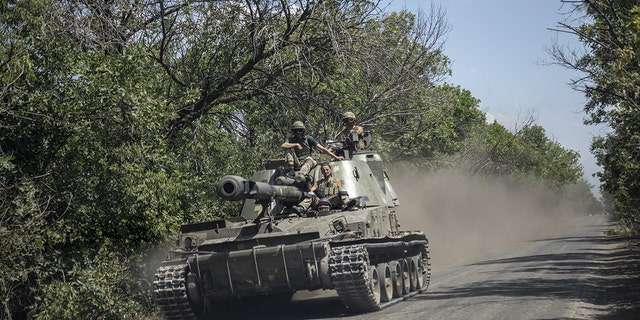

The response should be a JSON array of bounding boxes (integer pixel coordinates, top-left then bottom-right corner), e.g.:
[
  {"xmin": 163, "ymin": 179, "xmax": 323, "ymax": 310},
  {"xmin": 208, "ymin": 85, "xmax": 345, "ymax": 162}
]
[{"xmin": 154, "ymin": 232, "xmax": 429, "ymax": 319}]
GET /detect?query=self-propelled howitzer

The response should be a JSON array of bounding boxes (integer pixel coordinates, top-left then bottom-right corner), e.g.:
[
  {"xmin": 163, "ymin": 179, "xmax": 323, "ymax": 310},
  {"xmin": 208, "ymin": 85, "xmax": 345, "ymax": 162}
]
[{"xmin": 153, "ymin": 141, "xmax": 430, "ymax": 320}]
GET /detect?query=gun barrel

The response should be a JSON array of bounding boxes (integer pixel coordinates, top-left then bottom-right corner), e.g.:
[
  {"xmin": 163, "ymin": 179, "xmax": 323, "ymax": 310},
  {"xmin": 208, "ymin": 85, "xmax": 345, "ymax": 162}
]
[{"xmin": 216, "ymin": 175, "xmax": 304, "ymax": 204}]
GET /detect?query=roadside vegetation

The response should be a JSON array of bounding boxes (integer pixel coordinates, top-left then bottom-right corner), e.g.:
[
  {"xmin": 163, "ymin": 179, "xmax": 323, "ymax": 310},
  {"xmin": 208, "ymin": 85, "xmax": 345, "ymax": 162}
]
[
  {"xmin": 549, "ymin": 0, "xmax": 640, "ymax": 235},
  {"xmin": 0, "ymin": 1, "xmax": 611, "ymax": 319}
]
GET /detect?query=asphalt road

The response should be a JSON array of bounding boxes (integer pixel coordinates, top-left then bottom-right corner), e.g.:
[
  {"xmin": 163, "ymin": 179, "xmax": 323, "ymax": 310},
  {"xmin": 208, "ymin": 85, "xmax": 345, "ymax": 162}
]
[{"xmin": 216, "ymin": 215, "xmax": 638, "ymax": 320}]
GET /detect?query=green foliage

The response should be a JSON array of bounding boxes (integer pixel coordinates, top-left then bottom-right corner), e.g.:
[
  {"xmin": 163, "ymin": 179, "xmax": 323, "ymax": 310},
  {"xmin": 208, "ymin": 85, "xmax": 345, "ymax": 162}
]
[
  {"xmin": 562, "ymin": 179, "xmax": 603, "ymax": 216},
  {"xmin": 0, "ymin": 176, "xmax": 56, "ymax": 320},
  {"xmin": 451, "ymin": 121, "xmax": 583, "ymax": 188},
  {"xmin": 578, "ymin": 2, "xmax": 640, "ymax": 122},
  {"xmin": 592, "ymin": 110, "xmax": 640, "ymax": 231},
  {"xmin": 375, "ymin": 84, "xmax": 485, "ymax": 164},
  {"xmin": 36, "ymin": 246, "xmax": 149, "ymax": 320},
  {"xmin": 553, "ymin": 0, "xmax": 640, "ymax": 233},
  {"xmin": 517, "ymin": 125, "xmax": 583, "ymax": 186},
  {"xmin": 0, "ymin": 1, "xmax": 599, "ymax": 319}
]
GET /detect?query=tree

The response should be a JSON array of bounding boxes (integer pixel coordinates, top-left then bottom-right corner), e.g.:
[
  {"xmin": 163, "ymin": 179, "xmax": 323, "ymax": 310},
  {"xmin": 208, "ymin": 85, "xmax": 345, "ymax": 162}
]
[
  {"xmin": 549, "ymin": 0, "xmax": 640, "ymax": 119},
  {"xmin": 0, "ymin": 0, "xmax": 598, "ymax": 318},
  {"xmin": 0, "ymin": 1, "xmax": 456, "ymax": 318},
  {"xmin": 563, "ymin": 178, "xmax": 603, "ymax": 216},
  {"xmin": 1, "ymin": 1, "xmax": 184, "ymax": 317},
  {"xmin": 592, "ymin": 110, "xmax": 640, "ymax": 232},
  {"xmin": 375, "ymin": 84, "xmax": 485, "ymax": 164},
  {"xmin": 451, "ymin": 119, "xmax": 582, "ymax": 188},
  {"xmin": 549, "ymin": 0, "xmax": 640, "ymax": 233}
]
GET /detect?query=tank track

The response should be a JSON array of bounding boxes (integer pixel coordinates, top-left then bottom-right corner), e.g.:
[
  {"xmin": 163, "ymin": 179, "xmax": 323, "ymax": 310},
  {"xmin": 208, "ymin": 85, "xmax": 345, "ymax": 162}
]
[
  {"xmin": 329, "ymin": 244, "xmax": 380, "ymax": 312},
  {"xmin": 421, "ymin": 241, "xmax": 431, "ymax": 292},
  {"xmin": 329, "ymin": 241, "xmax": 431, "ymax": 312},
  {"xmin": 153, "ymin": 263, "xmax": 198, "ymax": 320}
]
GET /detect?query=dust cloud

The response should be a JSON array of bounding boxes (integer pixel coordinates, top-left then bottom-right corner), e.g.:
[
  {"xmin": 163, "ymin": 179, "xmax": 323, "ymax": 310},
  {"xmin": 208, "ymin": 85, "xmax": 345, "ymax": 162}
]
[{"xmin": 389, "ymin": 167, "xmax": 577, "ymax": 268}]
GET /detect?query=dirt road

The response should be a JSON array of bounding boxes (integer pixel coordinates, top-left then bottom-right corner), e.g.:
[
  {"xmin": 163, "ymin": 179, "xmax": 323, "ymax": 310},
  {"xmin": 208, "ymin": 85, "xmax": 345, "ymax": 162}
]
[{"xmin": 218, "ymin": 215, "xmax": 639, "ymax": 320}]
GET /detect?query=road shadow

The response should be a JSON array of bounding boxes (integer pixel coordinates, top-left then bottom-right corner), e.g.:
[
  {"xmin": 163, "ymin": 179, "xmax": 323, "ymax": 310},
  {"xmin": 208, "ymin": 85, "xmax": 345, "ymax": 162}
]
[
  {"xmin": 201, "ymin": 291, "xmax": 351, "ymax": 320},
  {"xmin": 594, "ymin": 237, "xmax": 640, "ymax": 320},
  {"xmin": 415, "ymin": 233, "xmax": 640, "ymax": 320}
]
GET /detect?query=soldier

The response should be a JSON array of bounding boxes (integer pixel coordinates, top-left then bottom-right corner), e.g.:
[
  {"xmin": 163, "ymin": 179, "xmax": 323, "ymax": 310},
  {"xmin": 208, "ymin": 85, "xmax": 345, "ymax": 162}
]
[
  {"xmin": 281, "ymin": 121, "xmax": 343, "ymax": 176},
  {"xmin": 311, "ymin": 163, "xmax": 356, "ymax": 210},
  {"xmin": 338, "ymin": 111, "xmax": 367, "ymax": 150}
]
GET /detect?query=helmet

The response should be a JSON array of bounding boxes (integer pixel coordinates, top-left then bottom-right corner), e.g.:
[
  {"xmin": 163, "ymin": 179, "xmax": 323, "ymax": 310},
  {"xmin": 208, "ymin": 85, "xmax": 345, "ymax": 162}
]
[
  {"xmin": 342, "ymin": 111, "xmax": 356, "ymax": 121},
  {"xmin": 291, "ymin": 121, "xmax": 305, "ymax": 131}
]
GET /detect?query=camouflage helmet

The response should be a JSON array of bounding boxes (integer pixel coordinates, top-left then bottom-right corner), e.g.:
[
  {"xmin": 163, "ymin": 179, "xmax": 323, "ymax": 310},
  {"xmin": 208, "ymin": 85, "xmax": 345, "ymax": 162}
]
[
  {"xmin": 291, "ymin": 121, "xmax": 305, "ymax": 131},
  {"xmin": 343, "ymin": 111, "xmax": 356, "ymax": 121}
]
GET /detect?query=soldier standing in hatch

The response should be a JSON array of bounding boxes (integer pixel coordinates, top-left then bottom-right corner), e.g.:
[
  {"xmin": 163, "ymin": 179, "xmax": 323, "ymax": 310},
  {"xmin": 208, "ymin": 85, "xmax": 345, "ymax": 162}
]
[
  {"xmin": 281, "ymin": 121, "xmax": 343, "ymax": 176},
  {"xmin": 338, "ymin": 111, "xmax": 367, "ymax": 150}
]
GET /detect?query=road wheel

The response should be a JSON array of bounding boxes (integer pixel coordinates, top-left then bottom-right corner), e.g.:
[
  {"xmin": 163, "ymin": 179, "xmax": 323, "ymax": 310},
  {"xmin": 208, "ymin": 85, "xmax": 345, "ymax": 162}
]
[
  {"xmin": 388, "ymin": 261, "xmax": 402, "ymax": 298},
  {"xmin": 413, "ymin": 255, "xmax": 424, "ymax": 290},
  {"xmin": 377, "ymin": 263, "xmax": 393, "ymax": 302},
  {"xmin": 369, "ymin": 265, "xmax": 381, "ymax": 305},
  {"xmin": 398, "ymin": 258, "xmax": 411, "ymax": 295},
  {"xmin": 406, "ymin": 257, "xmax": 418, "ymax": 291}
]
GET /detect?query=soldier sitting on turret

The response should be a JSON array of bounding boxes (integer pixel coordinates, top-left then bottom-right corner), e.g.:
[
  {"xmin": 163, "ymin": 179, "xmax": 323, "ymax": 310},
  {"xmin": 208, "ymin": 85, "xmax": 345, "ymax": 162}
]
[
  {"xmin": 295, "ymin": 163, "xmax": 356, "ymax": 214},
  {"xmin": 281, "ymin": 121, "xmax": 343, "ymax": 177}
]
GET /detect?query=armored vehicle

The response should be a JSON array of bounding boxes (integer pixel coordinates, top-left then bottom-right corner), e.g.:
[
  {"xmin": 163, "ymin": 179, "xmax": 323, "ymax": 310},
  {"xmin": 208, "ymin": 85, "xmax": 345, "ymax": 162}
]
[{"xmin": 153, "ymin": 133, "xmax": 430, "ymax": 319}]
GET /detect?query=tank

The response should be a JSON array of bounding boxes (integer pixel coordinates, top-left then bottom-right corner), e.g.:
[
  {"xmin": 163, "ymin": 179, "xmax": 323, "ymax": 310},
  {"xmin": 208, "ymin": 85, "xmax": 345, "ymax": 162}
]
[{"xmin": 153, "ymin": 132, "xmax": 431, "ymax": 319}]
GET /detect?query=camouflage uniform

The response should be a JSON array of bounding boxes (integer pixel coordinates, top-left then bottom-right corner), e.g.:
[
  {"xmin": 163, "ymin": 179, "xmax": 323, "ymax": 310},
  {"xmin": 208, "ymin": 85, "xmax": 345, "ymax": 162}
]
[
  {"xmin": 339, "ymin": 111, "xmax": 366, "ymax": 150},
  {"xmin": 314, "ymin": 176, "xmax": 349, "ymax": 209},
  {"xmin": 284, "ymin": 122, "xmax": 346, "ymax": 215},
  {"xmin": 284, "ymin": 135, "xmax": 318, "ymax": 176}
]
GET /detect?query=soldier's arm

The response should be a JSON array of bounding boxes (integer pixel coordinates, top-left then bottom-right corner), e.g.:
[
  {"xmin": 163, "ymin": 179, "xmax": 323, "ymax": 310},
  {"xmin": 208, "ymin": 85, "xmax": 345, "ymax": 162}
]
[
  {"xmin": 281, "ymin": 141, "xmax": 302, "ymax": 149},
  {"xmin": 317, "ymin": 144, "xmax": 344, "ymax": 161}
]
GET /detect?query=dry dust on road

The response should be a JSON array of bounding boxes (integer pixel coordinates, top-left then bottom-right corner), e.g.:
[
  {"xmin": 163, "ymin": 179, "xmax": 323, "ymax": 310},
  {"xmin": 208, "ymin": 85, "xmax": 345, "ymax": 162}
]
[
  {"xmin": 211, "ymin": 167, "xmax": 640, "ymax": 320},
  {"xmin": 368, "ymin": 215, "xmax": 640, "ymax": 320},
  {"xmin": 213, "ymin": 215, "xmax": 639, "ymax": 320}
]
